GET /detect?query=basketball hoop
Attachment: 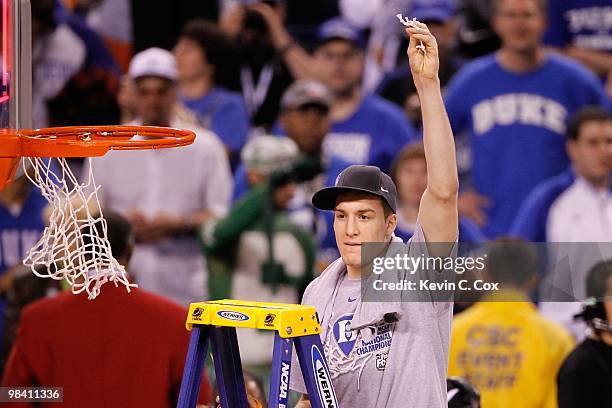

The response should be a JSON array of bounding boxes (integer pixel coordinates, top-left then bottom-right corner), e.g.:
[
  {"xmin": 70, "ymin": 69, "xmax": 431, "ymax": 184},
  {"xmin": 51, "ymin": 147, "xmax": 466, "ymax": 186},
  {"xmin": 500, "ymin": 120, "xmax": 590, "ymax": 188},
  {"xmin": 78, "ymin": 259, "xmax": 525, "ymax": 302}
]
[{"xmin": 0, "ymin": 125, "xmax": 195, "ymax": 299}]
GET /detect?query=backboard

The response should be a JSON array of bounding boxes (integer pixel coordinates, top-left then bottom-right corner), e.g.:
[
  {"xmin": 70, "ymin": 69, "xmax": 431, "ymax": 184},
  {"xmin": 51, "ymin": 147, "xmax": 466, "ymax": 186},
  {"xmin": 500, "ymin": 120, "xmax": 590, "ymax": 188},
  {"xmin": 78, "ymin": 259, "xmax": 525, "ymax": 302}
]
[
  {"xmin": 0, "ymin": 0, "xmax": 31, "ymax": 186},
  {"xmin": 1, "ymin": 0, "xmax": 31, "ymax": 130}
]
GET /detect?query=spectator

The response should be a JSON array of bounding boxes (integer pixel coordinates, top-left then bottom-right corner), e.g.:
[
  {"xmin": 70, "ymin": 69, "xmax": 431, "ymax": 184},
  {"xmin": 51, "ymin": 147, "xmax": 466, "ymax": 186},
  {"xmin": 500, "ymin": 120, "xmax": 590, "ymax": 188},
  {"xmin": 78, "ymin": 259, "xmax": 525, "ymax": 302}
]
[
  {"xmin": 174, "ymin": 19, "xmax": 249, "ymax": 169},
  {"xmin": 377, "ymin": 0, "xmax": 465, "ymax": 128},
  {"xmin": 448, "ymin": 239, "xmax": 574, "ymax": 408},
  {"xmin": 335, "ymin": 0, "xmax": 393, "ymax": 92},
  {"xmin": 31, "ymin": 0, "xmax": 85, "ymax": 128},
  {"xmin": 445, "ymin": 0, "xmax": 610, "ymax": 238},
  {"xmin": 33, "ymin": 0, "xmax": 121, "ymax": 128},
  {"xmin": 85, "ymin": 48, "xmax": 232, "ymax": 306},
  {"xmin": 0, "ymin": 211, "xmax": 212, "ymax": 407},
  {"xmin": 0, "ymin": 264, "xmax": 61, "ymax": 377},
  {"xmin": 75, "ymin": 0, "xmax": 134, "ymax": 72},
  {"xmin": 511, "ymin": 106, "xmax": 610, "ymax": 242},
  {"xmin": 544, "ymin": 0, "xmax": 612, "ymax": 81},
  {"xmin": 511, "ymin": 107, "xmax": 610, "ymax": 338},
  {"xmin": 533, "ymin": 107, "xmax": 610, "ymax": 338},
  {"xmin": 356, "ymin": 0, "xmax": 411, "ymax": 92},
  {"xmin": 557, "ymin": 260, "xmax": 612, "ymax": 408},
  {"xmin": 536, "ymin": 106, "xmax": 611, "ymax": 244},
  {"xmin": 0, "ymin": 194, "xmax": 95, "ymax": 374},
  {"xmin": 202, "ymin": 135, "xmax": 316, "ymax": 367},
  {"xmin": 220, "ymin": 0, "xmax": 316, "ymax": 131},
  {"xmin": 234, "ymin": 80, "xmax": 349, "ymax": 263},
  {"xmin": 312, "ymin": 18, "xmax": 416, "ymax": 173},
  {"xmin": 547, "ymin": 110, "xmax": 612, "ymax": 243},
  {"xmin": 0, "ymin": 172, "xmax": 47, "ymax": 354},
  {"xmin": 277, "ymin": 80, "xmax": 349, "ymax": 259},
  {"xmin": 390, "ymin": 142, "xmax": 486, "ymax": 243}
]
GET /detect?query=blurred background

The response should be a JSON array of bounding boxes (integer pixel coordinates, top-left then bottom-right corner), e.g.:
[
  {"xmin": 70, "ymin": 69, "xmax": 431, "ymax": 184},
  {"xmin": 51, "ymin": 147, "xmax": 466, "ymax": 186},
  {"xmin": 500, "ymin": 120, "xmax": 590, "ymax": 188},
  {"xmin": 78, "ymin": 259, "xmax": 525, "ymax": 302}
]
[{"xmin": 0, "ymin": 0, "xmax": 611, "ymax": 407}]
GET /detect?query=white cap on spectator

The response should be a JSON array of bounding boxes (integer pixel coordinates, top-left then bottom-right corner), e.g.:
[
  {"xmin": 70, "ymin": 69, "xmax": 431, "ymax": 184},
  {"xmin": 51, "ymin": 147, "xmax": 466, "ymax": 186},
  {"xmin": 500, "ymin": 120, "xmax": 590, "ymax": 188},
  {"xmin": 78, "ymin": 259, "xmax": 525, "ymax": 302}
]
[
  {"xmin": 128, "ymin": 47, "xmax": 178, "ymax": 81},
  {"xmin": 241, "ymin": 136, "xmax": 299, "ymax": 176}
]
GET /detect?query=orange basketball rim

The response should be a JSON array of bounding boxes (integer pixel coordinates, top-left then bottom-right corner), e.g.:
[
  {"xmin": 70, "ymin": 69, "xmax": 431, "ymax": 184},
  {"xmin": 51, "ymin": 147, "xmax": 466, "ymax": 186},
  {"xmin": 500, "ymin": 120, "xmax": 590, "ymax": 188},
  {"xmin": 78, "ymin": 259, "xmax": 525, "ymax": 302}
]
[{"xmin": 0, "ymin": 125, "xmax": 195, "ymax": 190}]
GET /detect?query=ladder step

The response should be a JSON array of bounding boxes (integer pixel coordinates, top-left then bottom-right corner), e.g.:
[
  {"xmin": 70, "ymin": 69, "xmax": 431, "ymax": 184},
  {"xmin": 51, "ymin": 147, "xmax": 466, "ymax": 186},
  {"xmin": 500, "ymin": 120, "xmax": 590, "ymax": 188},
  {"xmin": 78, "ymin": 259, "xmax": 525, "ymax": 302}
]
[{"xmin": 186, "ymin": 299, "xmax": 320, "ymax": 338}]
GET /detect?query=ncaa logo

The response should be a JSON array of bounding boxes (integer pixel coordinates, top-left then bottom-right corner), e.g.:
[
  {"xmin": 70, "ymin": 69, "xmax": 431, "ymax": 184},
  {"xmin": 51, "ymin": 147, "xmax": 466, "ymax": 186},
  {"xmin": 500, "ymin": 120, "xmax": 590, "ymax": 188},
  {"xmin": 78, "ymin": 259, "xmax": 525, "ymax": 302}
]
[
  {"xmin": 333, "ymin": 314, "xmax": 357, "ymax": 356},
  {"xmin": 217, "ymin": 310, "xmax": 250, "ymax": 322},
  {"xmin": 311, "ymin": 345, "xmax": 339, "ymax": 408}
]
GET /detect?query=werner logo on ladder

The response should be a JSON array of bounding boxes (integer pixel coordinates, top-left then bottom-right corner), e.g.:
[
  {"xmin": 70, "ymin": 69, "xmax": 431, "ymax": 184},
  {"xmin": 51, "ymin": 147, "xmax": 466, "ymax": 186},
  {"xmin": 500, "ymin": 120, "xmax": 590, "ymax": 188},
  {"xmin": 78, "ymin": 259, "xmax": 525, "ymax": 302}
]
[{"xmin": 177, "ymin": 299, "xmax": 340, "ymax": 408}]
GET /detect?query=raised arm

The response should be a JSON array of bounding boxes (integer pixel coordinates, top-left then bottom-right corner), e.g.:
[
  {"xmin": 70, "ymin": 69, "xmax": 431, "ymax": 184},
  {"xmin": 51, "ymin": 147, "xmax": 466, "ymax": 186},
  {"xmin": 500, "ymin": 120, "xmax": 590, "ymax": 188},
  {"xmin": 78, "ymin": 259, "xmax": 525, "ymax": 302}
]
[
  {"xmin": 405, "ymin": 21, "xmax": 458, "ymax": 243},
  {"xmin": 249, "ymin": 2, "xmax": 318, "ymax": 80}
]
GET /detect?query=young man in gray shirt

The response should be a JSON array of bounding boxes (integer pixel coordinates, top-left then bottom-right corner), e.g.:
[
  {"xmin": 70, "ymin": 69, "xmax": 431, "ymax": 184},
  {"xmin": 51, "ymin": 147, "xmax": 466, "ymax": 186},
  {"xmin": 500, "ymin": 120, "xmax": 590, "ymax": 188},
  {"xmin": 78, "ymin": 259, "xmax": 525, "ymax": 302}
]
[{"xmin": 290, "ymin": 20, "xmax": 459, "ymax": 408}]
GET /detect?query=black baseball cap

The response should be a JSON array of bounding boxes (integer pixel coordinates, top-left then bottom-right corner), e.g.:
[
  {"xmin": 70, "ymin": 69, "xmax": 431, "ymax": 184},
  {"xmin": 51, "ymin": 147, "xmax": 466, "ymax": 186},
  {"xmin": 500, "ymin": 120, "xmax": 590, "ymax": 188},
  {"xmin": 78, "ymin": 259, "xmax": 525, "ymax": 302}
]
[{"xmin": 312, "ymin": 165, "xmax": 397, "ymax": 212}]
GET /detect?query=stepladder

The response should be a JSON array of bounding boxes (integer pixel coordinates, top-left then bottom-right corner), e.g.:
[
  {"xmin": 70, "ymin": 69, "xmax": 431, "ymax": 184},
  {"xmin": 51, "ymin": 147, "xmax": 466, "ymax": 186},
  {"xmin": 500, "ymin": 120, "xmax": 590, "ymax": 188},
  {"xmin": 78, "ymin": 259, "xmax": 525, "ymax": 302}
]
[{"xmin": 177, "ymin": 299, "xmax": 340, "ymax": 408}]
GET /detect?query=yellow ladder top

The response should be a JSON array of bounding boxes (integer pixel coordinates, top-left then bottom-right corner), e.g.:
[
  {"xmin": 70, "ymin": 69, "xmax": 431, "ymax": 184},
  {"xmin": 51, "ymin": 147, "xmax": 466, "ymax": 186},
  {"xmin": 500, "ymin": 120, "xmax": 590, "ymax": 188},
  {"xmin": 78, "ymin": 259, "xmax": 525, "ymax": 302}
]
[{"xmin": 186, "ymin": 299, "xmax": 321, "ymax": 339}]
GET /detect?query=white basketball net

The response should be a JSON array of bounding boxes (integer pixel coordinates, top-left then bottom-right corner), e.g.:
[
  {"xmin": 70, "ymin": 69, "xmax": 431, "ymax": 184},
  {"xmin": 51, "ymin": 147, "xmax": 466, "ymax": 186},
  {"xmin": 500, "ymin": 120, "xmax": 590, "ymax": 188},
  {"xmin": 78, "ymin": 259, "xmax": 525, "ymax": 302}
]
[{"xmin": 22, "ymin": 157, "xmax": 135, "ymax": 299}]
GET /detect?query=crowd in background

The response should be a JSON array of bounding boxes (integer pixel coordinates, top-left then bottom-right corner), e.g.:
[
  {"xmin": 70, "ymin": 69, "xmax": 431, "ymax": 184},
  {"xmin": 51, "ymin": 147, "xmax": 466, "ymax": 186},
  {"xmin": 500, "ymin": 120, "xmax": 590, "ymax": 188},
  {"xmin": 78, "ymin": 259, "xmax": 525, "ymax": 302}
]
[{"xmin": 0, "ymin": 0, "xmax": 611, "ymax": 407}]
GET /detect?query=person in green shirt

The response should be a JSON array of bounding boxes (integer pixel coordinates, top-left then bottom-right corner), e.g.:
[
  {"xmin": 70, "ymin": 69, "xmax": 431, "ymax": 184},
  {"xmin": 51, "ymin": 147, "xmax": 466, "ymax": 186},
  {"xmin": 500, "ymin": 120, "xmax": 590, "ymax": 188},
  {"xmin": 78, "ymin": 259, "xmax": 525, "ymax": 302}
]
[{"xmin": 200, "ymin": 135, "xmax": 320, "ymax": 367}]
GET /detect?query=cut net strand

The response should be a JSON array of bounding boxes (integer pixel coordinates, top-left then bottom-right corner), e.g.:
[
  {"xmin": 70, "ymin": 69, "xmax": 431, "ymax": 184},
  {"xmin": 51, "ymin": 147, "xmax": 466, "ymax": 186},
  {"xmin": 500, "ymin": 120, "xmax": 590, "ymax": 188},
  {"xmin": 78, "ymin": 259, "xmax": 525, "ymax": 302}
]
[{"xmin": 23, "ymin": 157, "xmax": 136, "ymax": 299}]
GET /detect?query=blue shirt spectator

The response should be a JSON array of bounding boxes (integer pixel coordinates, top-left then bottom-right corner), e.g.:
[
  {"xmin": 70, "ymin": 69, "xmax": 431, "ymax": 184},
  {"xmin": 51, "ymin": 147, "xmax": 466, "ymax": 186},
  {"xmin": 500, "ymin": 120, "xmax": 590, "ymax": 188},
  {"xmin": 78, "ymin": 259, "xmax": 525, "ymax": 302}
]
[
  {"xmin": 312, "ymin": 18, "xmax": 416, "ymax": 174},
  {"xmin": 33, "ymin": 0, "xmax": 120, "ymax": 127},
  {"xmin": 544, "ymin": 0, "xmax": 612, "ymax": 52},
  {"xmin": 174, "ymin": 19, "xmax": 248, "ymax": 167},
  {"xmin": 390, "ymin": 142, "xmax": 486, "ymax": 245},
  {"xmin": 324, "ymin": 94, "xmax": 416, "ymax": 173},
  {"xmin": 376, "ymin": 0, "xmax": 466, "ymax": 130},
  {"xmin": 543, "ymin": 0, "xmax": 612, "ymax": 79},
  {"xmin": 446, "ymin": 0, "xmax": 610, "ymax": 239},
  {"xmin": 511, "ymin": 107, "xmax": 612, "ymax": 339},
  {"xmin": 510, "ymin": 169, "xmax": 575, "ymax": 242},
  {"xmin": 0, "ymin": 178, "xmax": 48, "ymax": 340},
  {"xmin": 56, "ymin": 3, "xmax": 120, "ymax": 74},
  {"xmin": 446, "ymin": 54, "xmax": 608, "ymax": 237},
  {"xmin": 181, "ymin": 87, "xmax": 249, "ymax": 158}
]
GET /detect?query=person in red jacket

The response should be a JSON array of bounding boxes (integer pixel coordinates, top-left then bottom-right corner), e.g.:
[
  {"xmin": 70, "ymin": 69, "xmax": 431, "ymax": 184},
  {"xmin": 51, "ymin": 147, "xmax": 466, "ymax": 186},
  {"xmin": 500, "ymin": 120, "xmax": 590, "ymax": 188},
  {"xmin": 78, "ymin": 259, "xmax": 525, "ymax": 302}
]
[{"xmin": 1, "ymin": 211, "xmax": 212, "ymax": 407}]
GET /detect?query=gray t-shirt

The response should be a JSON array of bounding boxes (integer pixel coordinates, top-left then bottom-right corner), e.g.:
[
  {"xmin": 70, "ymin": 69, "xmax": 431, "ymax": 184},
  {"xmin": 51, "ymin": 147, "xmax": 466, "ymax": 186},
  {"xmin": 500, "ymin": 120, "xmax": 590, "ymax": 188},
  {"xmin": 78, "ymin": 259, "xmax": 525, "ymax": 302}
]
[
  {"xmin": 323, "ymin": 275, "xmax": 395, "ymax": 402},
  {"xmin": 290, "ymin": 223, "xmax": 453, "ymax": 407}
]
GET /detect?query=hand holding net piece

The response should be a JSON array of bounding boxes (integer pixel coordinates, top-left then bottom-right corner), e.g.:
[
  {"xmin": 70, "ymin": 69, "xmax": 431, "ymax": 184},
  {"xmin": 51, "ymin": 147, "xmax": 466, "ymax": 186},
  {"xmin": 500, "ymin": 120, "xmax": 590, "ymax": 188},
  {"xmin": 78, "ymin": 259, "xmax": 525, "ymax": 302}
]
[
  {"xmin": 0, "ymin": 126, "xmax": 195, "ymax": 299},
  {"xmin": 396, "ymin": 14, "xmax": 426, "ymax": 52}
]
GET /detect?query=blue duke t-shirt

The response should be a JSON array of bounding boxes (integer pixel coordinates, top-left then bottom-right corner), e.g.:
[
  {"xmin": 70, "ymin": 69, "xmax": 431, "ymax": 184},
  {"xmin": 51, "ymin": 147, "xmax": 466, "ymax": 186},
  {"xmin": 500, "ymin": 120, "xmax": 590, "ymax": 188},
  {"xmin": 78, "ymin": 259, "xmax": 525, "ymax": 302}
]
[
  {"xmin": 181, "ymin": 86, "xmax": 250, "ymax": 154},
  {"xmin": 544, "ymin": 0, "xmax": 612, "ymax": 53},
  {"xmin": 324, "ymin": 94, "xmax": 416, "ymax": 173},
  {"xmin": 445, "ymin": 53, "xmax": 609, "ymax": 238},
  {"xmin": 0, "ymin": 190, "xmax": 47, "ymax": 275},
  {"xmin": 0, "ymin": 188, "xmax": 47, "ymax": 338}
]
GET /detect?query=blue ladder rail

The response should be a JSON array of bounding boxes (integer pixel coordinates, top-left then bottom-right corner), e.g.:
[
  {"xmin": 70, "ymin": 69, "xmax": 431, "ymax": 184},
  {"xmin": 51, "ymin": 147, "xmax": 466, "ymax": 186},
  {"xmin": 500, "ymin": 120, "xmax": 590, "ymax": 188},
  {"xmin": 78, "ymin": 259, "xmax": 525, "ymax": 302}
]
[{"xmin": 176, "ymin": 299, "xmax": 340, "ymax": 408}]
